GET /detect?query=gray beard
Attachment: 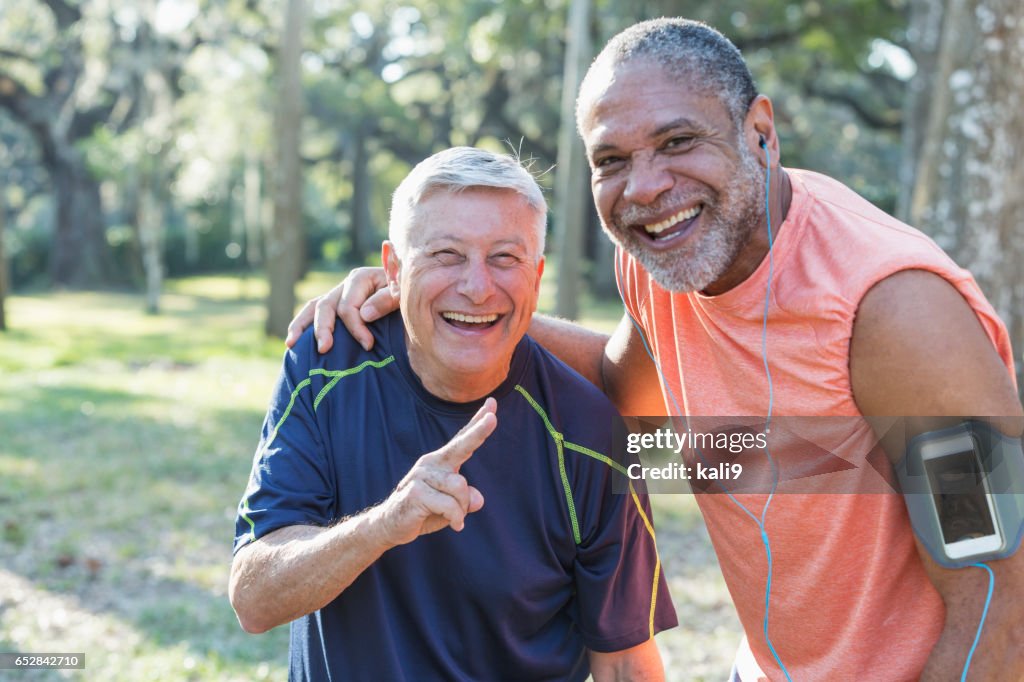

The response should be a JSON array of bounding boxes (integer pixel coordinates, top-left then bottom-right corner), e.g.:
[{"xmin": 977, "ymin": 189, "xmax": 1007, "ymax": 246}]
[{"xmin": 609, "ymin": 152, "xmax": 765, "ymax": 294}]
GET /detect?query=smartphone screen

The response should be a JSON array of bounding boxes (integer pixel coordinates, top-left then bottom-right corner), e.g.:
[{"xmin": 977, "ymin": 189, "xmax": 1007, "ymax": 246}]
[
  {"xmin": 925, "ymin": 448, "xmax": 995, "ymax": 544},
  {"xmin": 924, "ymin": 448, "xmax": 996, "ymax": 544},
  {"xmin": 916, "ymin": 428, "xmax": 1005, "ymax": 561}
]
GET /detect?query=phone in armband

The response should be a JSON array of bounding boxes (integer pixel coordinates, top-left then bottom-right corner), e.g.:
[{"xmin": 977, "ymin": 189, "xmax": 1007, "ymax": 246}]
[
  {"xmin": 897, "ymin": 420, "xmax": 1024, "ymax": 568},
  {"xmin": 919, "ymin": 428, "xmax": 1003, "ymax": 559}
]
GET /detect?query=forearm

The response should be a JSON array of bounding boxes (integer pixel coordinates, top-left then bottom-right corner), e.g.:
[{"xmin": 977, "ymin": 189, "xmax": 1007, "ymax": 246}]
[
  {"xmin": 530, "ymin": 313, "xmax": 667, "ymax": 415},
  {"xmin": 921, "ymin": 602, "xmax": 1024, "ymax": 680},
  {"xmin": 528, "ymin": 314, "xmax": 611, "ymax": 391},
  {"xmin": 588, "ymin": 640, "xmax": 665, "ymax": 682},
  {"xmin": 229, "ymin": 509, "xmax": 393, "ymax": 633},
  {"xmin": 920, "ymin": 554, "xmax": 1024, "ymax": 680}
]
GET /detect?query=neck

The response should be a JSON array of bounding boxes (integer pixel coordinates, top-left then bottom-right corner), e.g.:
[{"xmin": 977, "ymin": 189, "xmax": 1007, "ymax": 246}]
[
  {"xmin": 702, "ymin": 167, "xmax": 793, "ymax": 296},
  {"xmin": 406, "ymin": 342, "xmax": 510, "ymax": 404}
]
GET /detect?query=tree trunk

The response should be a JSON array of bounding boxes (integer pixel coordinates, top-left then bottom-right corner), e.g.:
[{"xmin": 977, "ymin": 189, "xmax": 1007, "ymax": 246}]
[
  {"xmin": 138, "ymin": 173, "xmax": 164, "ymax": 314},
  {"xmin": 48, "ymin": 152, "xmax": 114, "ymax": 288},
  {"xmin": 348, "ymin": 124, "xmax": 373, "ymax": 265},
  {"xmin": 0, "ymin": 1, "xmax": 116, "ymax": 290},
  {"xmin": 0, "ymin": 194, "xmax": 7, "ymax": 331},
  {"xmin": 121, "ymin": 178, "xmax": 146, "ymax": 287},
  {"xmin": 587, "ymin": 197, "xmax": 618, "ymax": 298},
  {"xmin": 553, "ymin": 0, "xmax": 592, "ymax": 319},
  {"xmin": 244, "ymin": 151, "xmax": 263, "ymax": 268},
  {"xmin": 896, "ymin": 0, "xmax": 946, "ymax": 222},
  {"xmin": 265, "ymin": 0, "xmax": 307, "ymax": 338},
  {"xmin": 905, "ymin": 0, "xmax": 1024, "ymax": 396}
]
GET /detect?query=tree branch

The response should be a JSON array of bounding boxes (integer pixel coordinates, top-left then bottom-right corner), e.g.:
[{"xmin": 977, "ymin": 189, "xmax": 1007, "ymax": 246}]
[
  {"xmin": 803, "ymin": 79, "xmax": 902, "ymax": 131},
  {"xmin": 0, "ymin": 48, "xmax": 38, "ymax": 64},
  {"xmin": 859, "ymin": 66, "xmax": 908, "ymax": 105},
  {"xmin": 474, "ymin": 69, "xmax": 556, "ymax": 161},
  {"xmin": 734, "ymin": 25, "xmax": 809, "ymax": 52},
  {"xmin": 0, "ymin": 70, "xmax": 40, "ymax": 121}
]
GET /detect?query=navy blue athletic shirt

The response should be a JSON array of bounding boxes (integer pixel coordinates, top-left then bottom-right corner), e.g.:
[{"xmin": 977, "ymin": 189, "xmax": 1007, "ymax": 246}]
[{"xmin": 235, "ymin": 312, "xmax": 676, "ymax": 681}]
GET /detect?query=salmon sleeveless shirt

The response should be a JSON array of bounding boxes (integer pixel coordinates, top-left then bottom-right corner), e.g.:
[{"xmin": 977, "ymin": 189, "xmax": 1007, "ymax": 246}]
[{"xmin": 616, "ymin": 168, "xmax": 1015, "ymax": 680}]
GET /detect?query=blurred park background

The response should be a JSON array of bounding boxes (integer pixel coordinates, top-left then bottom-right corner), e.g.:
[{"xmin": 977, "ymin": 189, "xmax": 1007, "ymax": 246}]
[{"xmin": 1, "ymin": 0, "xmax": 1022, "ymax": 679}]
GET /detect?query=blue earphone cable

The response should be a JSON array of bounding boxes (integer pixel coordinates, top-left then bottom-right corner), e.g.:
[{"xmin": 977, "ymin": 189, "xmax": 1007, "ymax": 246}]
[
  {"xmin": 960, "ymin": 562, "xmax": 994, "ymax": 682},
  {"xmin": 756, "ymin": 154, "xmax": 790, "ymax": 681},
  {"xmin": 761, "ymin": 151, "xmax": 775, "ymax": 431},
  {"xmin": 614, "ymin": 144, "xmax": 792, "ymax": 681}
]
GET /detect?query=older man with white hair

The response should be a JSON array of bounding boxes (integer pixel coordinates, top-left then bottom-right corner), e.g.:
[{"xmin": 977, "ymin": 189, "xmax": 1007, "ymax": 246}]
[{"xmin": 230, "ymin": 147, "xmax": 676, "ymax": 681}]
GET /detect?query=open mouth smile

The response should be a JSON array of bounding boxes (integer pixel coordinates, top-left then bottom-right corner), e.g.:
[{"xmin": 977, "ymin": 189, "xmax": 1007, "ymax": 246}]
[
  {"xmin": 632, "ymin": 204, "xmax": 703, "ymax": 244},
  {"xmin": 441, "ymin": 311, "xmax": 503, "ymax": 330}
]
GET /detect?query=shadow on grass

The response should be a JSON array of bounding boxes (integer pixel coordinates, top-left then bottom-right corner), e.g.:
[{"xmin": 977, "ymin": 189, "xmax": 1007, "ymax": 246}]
[
  {"xmin": 0, "ymin": 376, "xmax": 250, "ymax": 477},
  {"xmin": 0, "ymin": 382, "xmax": 147, "ymax": 419},
  {"xmin": 127, "ymin": 572, "xmax": 289, "ymax": 665},
  {"xmin": 1, "ymin": 564, "xmax": 289, "ymax": 675},
  {"xmin": 0, "ymin": 380, "xmax": 288, "ymax": 673}
]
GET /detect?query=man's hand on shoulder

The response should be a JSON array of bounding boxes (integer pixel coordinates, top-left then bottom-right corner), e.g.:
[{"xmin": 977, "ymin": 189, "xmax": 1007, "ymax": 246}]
[{"xmin": 286, "ymin": 267, "xmax": 397, "ymax": 353}]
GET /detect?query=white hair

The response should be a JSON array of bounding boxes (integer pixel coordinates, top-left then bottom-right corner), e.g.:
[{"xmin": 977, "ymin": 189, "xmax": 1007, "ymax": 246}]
[{"xmin": 388, "ymin": 147, "xmax": 547, "ymax": 258}]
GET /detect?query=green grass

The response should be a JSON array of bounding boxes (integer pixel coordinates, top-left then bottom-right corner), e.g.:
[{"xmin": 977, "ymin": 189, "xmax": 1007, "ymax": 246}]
[
  {"xmin": 0, "ymin": 271, "xmax": 738, "ymax": 681},
  {"xmin": 0, "ymin": 275, "xmax": 298, "ymax": 681}
]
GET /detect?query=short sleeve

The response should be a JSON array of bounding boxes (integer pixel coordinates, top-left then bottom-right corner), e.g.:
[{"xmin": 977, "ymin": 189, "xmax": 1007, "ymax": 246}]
[
  {"xmin": 233, "ymin": 334, "xmax": 335, "ymax": 554},
  {"xmin": 571, "ymin": 416, "xmax": 678, "ymax": 651}
]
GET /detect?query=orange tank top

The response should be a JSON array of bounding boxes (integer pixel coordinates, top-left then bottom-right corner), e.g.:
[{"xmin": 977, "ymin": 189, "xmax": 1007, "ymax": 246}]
[{"xmin": 617, "ymin": 168, "xmax": 1015, "ymax": 680}]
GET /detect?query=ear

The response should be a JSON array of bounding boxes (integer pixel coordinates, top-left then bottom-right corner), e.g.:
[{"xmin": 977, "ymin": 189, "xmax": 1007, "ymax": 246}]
[
  {"xmin": 535, "ymin": 256, "xmax": 545, "ymax": 296},
  {"xmin": 744, "ymin": 94, "xmax": 779, "ymax": 167},
  {"xmin": 382, "ymin": 241, "xmax": 402, "ymax": 291}
]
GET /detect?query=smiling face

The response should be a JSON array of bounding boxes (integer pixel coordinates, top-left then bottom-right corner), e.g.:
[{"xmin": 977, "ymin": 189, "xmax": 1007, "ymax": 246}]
[
  {"xmin": 383, "ymin": 187, "xmax": 545, "ymax": 402},
  {"xmin": 579, "ymin": 58, "xmax": 767, "ymax": 295}
]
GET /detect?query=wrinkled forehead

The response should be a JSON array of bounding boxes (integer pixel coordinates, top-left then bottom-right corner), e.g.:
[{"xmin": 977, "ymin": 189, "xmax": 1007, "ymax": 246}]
[
  {"xmin": 407, "ymin": 187, "xmax": 543, "ymax": 251},
  {"xmin": 577, "ymin": 56, "xmax": 723, "ymax": 134}
]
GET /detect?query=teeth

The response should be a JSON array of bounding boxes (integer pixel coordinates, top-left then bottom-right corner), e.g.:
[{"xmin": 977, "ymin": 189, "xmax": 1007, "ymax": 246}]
[
  {"xmin": 643, "ymin": 205, "xmax": 701, "ymax": 235},
  {"xmin": 442, "ymin": 312, "xmax": 499, "ymax": 324}
]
